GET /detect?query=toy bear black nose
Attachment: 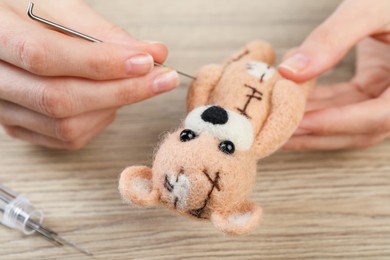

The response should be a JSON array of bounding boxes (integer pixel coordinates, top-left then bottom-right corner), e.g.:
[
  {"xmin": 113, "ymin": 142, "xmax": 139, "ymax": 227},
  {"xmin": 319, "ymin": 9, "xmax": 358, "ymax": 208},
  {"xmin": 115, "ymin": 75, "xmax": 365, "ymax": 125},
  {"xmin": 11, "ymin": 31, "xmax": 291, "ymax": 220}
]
[{"xmin": 201, "ymin": 106, "xmax": 228, "ymax": 125}]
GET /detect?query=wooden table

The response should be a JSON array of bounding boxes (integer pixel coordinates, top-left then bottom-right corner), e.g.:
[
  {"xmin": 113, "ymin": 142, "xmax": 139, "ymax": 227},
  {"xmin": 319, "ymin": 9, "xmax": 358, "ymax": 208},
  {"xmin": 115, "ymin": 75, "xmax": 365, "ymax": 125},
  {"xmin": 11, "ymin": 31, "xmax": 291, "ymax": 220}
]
[{"xmin": 1, "ymin": 0, "xmax": 389, "ymax": 259}]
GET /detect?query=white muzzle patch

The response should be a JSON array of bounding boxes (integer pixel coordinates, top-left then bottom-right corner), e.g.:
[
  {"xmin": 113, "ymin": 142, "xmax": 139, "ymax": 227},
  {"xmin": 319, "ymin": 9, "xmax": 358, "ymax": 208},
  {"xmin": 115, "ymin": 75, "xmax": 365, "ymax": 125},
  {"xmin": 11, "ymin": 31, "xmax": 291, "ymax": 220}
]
[{"xmin": 168, "ymin": 174, "xmax": 190, "ymax": 209}]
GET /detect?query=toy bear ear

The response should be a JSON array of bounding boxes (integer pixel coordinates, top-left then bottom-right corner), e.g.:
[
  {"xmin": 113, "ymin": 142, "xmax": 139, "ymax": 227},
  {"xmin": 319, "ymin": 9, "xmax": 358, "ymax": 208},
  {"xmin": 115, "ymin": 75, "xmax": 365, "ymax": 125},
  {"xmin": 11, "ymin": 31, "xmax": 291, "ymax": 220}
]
[
  {"xmin": 118, "ymin": 166, "xmax": 159, "ymax": 208},
  {"xmin": 210, "ymin": 200, "xmax": 262, "ymax": 236}
]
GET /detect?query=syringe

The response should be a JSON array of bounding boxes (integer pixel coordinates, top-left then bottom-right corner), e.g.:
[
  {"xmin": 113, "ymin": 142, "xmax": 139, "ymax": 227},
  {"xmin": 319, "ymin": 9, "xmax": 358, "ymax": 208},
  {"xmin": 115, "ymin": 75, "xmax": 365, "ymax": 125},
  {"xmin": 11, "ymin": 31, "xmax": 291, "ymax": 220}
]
[{"xmin": 0, "ymin": 183, "xmax": 92, "ymax": 256}]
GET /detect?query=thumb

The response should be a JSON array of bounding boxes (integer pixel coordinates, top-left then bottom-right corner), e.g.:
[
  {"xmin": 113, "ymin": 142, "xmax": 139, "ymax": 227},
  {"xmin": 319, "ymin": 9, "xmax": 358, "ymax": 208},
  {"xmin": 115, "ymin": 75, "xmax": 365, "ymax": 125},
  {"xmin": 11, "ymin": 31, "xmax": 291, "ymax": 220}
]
[{"xmin": 279, "ymin": 0, "xmax": 389, "ymax": 82}]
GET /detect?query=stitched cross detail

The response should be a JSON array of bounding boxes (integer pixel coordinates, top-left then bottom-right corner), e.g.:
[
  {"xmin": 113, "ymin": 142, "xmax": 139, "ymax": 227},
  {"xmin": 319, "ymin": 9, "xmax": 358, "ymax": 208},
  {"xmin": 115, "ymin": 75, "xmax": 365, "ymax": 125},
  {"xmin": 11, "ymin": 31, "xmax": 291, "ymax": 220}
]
[{"xmin": 236, "ymin": 84, "xmax": 263, "ymax": 118}]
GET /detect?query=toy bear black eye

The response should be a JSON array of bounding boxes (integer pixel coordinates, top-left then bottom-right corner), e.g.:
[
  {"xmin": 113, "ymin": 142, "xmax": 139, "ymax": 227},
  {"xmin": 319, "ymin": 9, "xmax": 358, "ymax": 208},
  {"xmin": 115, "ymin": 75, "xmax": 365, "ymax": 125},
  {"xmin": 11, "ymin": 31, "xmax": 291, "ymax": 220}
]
[
  {"xmin": 180, "ymin": 129, "xmax": 196, "ymax": 142},
  {"xmin": 219, "ymin": 140, "xmax": 235, "ymax": 154}
]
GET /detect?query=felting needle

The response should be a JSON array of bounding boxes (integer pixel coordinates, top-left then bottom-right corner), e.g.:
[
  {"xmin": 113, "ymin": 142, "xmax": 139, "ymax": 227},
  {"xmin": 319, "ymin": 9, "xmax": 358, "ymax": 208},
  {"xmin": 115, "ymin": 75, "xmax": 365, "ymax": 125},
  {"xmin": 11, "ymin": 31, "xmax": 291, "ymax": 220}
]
[{"xmin": 27, "ymin": 2, "xmax": 196, "ymax": 80}]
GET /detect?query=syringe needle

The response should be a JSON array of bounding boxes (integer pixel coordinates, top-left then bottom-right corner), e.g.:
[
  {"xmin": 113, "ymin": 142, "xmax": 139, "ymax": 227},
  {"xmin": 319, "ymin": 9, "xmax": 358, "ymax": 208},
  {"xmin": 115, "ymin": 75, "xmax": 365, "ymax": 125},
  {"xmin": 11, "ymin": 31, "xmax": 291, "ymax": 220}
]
[
  {"xmin": 38, "ymin": 223, "xmax": 92, "ymax": 256},
  {"xmin": 54, "ymin": 233, "xmax": 93, "ymax": 256},
  {"xmin": 0, "ymin": 183, "xmax": 91, "ymax": 255},
  {"xmin": 25, "ymin": 220, "xmax": 63, "ymax": 246},
  {"xmin": 35, "ymin": 227, "xmax": 64, "ymax": 247}
]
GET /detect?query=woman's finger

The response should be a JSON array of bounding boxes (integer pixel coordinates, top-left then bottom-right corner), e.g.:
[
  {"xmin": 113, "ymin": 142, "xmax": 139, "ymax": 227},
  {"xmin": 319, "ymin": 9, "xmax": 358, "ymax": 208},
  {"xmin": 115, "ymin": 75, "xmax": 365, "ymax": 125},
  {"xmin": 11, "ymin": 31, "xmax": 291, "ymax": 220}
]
[
  {"xmin": 284, "ymin": 132, "xmax": 390, "ymax": 151},
  {"xmin": 352, "ymin": 38, "xmax": 390, "ymax": 98},
  {"xmin": 2, "ymin": 111, "xmax": 116, "ymax": 150},
  {"xmin": 0, "ymin": 100, "xmax": 116, "ymax": 141},
  {"xmin": 0, "ymin": 61, "xmax": 179, "ymax": 118},
  {"xmin": 297, "ymin": 98, "xmax": 390, "ymax": 136},
  {"xmin": 0, "ymin": 10, "xmax": 158, "ymax": 80},
  {"xmin": 42, "ymin": 1, "xmax": 169, "ymax": 64},
  {"xmin": 6, "ymin": 0, "xmax": 169, "ymax": 64},
  {"xmin": 305, "ymin": 84, "xmax": 368, "ymax": 112},
  {"xmin": 308, "ymin": 83, "xmax": 359, "ymax": 101},
  {"xmin": 279, "ymin": 0, "xmax": 390, "ymax": 82}
]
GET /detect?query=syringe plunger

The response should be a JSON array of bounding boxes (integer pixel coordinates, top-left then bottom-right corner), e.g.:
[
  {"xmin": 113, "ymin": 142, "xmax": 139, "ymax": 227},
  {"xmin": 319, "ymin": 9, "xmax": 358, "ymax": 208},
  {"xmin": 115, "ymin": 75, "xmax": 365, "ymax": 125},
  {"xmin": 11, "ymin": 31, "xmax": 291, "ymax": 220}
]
[{"xmin": 1, "ymin": 195, "xmax": 43, "ymax": 235}]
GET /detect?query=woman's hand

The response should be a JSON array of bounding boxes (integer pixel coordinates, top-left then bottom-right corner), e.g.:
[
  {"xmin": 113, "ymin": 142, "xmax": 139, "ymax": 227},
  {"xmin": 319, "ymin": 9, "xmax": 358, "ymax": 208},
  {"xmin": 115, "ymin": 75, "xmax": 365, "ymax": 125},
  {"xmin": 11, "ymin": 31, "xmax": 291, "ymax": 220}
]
[
  {"xmin": 0, "ymin": 0, "xmax": 179, "ymax": 149},
  {"xmin": 279, "ymin": 0, "xmax": 390, "ymax": 150}
]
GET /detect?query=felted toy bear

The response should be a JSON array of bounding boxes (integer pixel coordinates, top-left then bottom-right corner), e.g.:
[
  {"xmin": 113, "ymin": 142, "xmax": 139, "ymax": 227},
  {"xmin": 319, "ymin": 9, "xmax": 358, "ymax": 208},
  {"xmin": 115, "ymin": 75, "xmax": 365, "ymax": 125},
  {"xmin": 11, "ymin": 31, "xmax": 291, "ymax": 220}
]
[{"xmin": 119, "ymin": 41, "xmax": 313, "ymax": 235}]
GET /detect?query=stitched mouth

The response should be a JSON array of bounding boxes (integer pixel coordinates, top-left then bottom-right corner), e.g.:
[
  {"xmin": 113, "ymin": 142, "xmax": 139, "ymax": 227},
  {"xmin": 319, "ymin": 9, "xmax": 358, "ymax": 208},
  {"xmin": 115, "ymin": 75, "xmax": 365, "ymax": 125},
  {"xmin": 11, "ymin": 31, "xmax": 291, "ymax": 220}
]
[
  {"xmin": 188, "ymin": 170, "xmax": 221, "ymax": 219},
  {"xmin": 163, "ymin": 169, "xmax": 221, "ymax": 215},
  {"xmin": 164, "ymin": 175, "xmax": 174, "ymax": 192}
]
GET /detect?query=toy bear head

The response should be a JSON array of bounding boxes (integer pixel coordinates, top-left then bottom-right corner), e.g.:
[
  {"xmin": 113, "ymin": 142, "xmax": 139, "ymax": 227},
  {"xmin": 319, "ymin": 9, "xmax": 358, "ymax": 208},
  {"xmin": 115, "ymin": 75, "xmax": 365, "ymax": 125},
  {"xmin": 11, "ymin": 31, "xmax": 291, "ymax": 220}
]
[{"xmin": 119, "ymin": 105, "xmax": 261, "ymax": 235}]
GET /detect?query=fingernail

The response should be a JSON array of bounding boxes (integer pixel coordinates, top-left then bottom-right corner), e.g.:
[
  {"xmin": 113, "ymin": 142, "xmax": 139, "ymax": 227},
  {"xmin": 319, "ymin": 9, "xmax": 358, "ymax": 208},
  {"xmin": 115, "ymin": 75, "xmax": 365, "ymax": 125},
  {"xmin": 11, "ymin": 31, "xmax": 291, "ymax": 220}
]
[
  {"xmin": 143, "ymin": 40, "xmax": 164, "ymax": 45},
  {"xmin": 152, "ymin": 71, "xmax": 180, "ymax": 94},
  {"xmin": 125, "ymin": 54, "xmax": 153, "ymax": 75},
  {"xmin": 279, "ymin": 53, "xmax": 310, "ymax": 74}
]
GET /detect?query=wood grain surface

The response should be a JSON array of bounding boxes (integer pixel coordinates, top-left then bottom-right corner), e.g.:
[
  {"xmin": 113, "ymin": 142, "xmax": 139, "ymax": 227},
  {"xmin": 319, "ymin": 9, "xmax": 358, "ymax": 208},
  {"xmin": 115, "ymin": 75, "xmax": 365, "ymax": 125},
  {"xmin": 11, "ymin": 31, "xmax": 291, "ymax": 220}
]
[{"xmin": 1, "ymin": 0, "xmax": 389, "ymax": 259}]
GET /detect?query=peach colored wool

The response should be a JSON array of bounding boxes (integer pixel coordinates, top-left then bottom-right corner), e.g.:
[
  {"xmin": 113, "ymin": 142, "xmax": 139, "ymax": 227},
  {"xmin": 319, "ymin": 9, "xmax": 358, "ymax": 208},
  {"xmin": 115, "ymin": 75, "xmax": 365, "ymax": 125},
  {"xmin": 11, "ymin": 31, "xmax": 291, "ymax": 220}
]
[{"xmin": 119, "ymin": 41, "xmax": 314, "ymax": 235}]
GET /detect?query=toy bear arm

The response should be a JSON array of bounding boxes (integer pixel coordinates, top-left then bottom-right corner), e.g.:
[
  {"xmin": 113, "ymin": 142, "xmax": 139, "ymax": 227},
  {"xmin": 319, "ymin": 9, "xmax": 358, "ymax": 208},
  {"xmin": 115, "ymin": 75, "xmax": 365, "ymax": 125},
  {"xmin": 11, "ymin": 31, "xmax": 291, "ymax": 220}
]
[
  {"xmin": 252, "ymin": 79, "xmax": 309, "ymax": 159},
  {"xmin": 187, "ymin": 64, "xmax": 223, "ymax": 112}
]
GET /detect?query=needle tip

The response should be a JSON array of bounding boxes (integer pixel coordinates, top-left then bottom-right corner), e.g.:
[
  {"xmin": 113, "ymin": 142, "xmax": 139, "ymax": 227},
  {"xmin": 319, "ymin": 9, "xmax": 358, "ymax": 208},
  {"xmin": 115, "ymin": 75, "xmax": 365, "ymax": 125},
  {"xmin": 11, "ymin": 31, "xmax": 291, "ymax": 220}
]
[{"xmin": 55, "ymin": 233, "xmax": 92, "ymax": 256}]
